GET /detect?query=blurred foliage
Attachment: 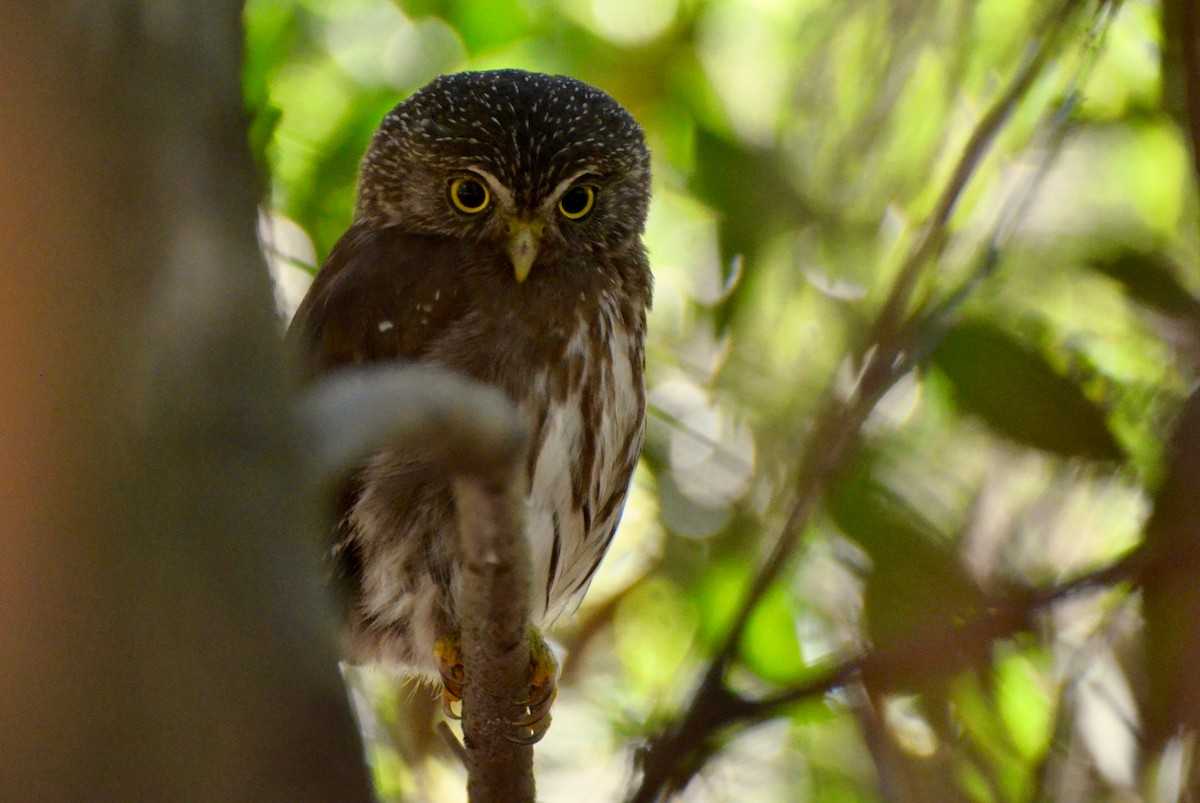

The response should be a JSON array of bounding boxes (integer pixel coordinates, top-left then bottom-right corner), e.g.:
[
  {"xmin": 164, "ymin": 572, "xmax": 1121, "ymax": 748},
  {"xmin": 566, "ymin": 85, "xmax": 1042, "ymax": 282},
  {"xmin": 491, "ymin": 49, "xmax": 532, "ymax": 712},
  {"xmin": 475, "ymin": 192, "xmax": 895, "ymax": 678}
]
[{"xmin": 246, "ymin": 0, "xmax": 1200, "ymax": 799}]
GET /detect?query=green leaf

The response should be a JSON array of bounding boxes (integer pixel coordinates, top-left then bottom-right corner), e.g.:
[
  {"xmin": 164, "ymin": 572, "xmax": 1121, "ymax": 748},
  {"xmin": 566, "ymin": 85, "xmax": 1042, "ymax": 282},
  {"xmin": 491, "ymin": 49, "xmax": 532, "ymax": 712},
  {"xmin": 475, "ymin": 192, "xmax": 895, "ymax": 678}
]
[
  {"xmin": 688, "ymin": 126, "xmax": 812, "ymax": 275},
  {"xmin": 1089, "ymin": 249, "xmax": 1200, "ymax": 322},
  {"xmin": 828, "ymin": 465, "xmax": 988, "ymax": 689},
  {"xmin": 690, "ymin": 561, "xmax": 750, "ymax": 650},
  {"xmin": 242, "ymin": 0, "xmax": 298, "ymax": 171},
  {"xmin": 391, "ymin": 0, "xmax": 440, "ymax": 18},
  {"xmin": 994, "ymin": 648, "xmax": 1054, "ymax": 761},
  {"xmin": 247, "ymin": 104, "xmax": 283, "ymax": 175},
  {"xmin": 613, "ymin": 577, "xmax": 697, "ymax": 696},
  {"xmin": 932, "ymin": 321, "xmax": 1123, "ymax": 461},
  {"xmin": 740, "ymin": 583, "xmax": 805, "ymax": 684},
  {"xmin": 447, "ymin": 0, "xmax": 533, "ymax": 54},
  {"xmin": 952, "ymin": 671, "xmax": 1037, "ymax": 803}
]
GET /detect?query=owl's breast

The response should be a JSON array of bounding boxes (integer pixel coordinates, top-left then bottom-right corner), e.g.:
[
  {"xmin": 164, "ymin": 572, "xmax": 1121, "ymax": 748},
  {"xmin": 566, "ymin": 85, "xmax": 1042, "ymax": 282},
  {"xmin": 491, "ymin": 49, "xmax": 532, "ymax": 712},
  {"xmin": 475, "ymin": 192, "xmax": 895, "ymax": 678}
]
[
  {"xmin": 519, "ymin": 292, "xmax": 647, "ymax": 623},
  {"xmin": 411, "ymin": 269, "xmax": 648, "ymax": 624}
]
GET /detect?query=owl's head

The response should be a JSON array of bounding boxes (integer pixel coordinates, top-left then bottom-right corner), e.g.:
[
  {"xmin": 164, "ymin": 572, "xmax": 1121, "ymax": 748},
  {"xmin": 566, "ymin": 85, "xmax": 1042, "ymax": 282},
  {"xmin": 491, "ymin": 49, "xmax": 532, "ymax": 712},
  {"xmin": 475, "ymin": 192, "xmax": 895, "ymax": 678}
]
[{"xmin": 357, "ymin": 69, "xmax": 650, "ymax": 284}]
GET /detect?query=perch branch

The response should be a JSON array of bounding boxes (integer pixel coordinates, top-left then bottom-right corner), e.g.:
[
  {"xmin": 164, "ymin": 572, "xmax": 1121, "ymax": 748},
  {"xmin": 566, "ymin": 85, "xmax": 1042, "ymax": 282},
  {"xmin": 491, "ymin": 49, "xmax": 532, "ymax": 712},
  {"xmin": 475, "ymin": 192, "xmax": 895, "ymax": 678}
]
[
  {"xmin": 453, "ymin": 470, "xmax": 536, "ymax": 803},
  {"xmin": 301, "ymin": 365, "xmax": 535, "ymax": 802}
]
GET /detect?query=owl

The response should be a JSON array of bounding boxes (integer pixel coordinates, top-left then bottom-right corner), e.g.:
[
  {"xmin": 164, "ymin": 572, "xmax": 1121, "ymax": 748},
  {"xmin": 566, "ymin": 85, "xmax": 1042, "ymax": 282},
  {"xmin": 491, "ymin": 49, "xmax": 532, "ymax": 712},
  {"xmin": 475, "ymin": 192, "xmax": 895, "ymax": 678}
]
[{"xmin": 288, "ymin": 69, "xmax": 652, "ymax": 742}]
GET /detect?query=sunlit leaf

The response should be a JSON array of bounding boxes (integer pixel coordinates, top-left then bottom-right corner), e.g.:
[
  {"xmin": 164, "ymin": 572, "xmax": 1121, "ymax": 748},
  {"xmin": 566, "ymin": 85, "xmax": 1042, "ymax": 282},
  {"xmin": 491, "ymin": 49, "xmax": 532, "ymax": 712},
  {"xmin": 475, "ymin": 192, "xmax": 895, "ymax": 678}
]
[
  {"xmin": 285, "ymin": 89, "xmax": 400, "ymax": 256},
  {"xmin": 691, "ymin": 560, "xmax": 751, "ymax": 650},
  {"xmin": 1122, "ymin": 123, "xmax": 1190, "ymax": 235},
  {"xmin": 442, "ymin": 0, "xmax": 532, "ymax": 53},
  {"xmin": 390, "ymin": 0, "xmax": 440, "ymax": 18},
  {"xmin": 880, "ymin": 47, "xmax": 947, "ymax": 202},
  {"xmin": 740, "ymin": 583, "xmax": 805, "ymax": 684},
  {"xmin": 243, "ymin": 2, "xmax": 297, "ymax": 168},
  {"xmin": 955, "ymin": 759, "xmax": 996, "ymax": 803},
  {"xmin": 952, "ymin": 672, "xmax": 1035, "ymax": 802},
  {"xmin": 1079, "ymin": 0, "xmax": 1161, "ymax": 120},
  {"xmin": 994, "ymin": 648, "xmax": 1054, "ymax": 761},
  {"xmin": 613, "ymin": 576, "xmax": 697, "ymax": 696},
  {"xmin": 932, "ymin": 321, "xmax": 1124, "ymax": 461},
  {"xmin": 971, "ymin": 0, "xmax": 1035, "ymax": 66}
]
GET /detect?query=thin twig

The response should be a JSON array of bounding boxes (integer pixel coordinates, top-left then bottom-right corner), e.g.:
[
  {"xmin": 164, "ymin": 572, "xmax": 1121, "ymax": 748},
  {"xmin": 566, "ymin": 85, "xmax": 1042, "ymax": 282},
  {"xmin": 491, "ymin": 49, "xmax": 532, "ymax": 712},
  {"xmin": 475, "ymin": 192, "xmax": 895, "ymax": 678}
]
[
  {"xmin": 708, "ymin": 550, "xmax": 1140, "ymax": 732},
  {"xmin": 759, "ymin": 549, "xmax": 1141, "ymax": 716},
  {"xmin": 868, "ymin": 0, "xmax": 1083, "ymax": 350},
  {"xmin": 712, "ymin": 0, "xmax": 1086, "ymax": 682},
  {"xmin": 918, "ymin": 0, "xmax": 1121, "ymax": 333},
  {"xmin": 627, "ymin": 5, "xmax": 1093, "ymax": 799},
  {"xmin": 627, "ymin": 551, "xmax": 1141, "ymax": 803}
]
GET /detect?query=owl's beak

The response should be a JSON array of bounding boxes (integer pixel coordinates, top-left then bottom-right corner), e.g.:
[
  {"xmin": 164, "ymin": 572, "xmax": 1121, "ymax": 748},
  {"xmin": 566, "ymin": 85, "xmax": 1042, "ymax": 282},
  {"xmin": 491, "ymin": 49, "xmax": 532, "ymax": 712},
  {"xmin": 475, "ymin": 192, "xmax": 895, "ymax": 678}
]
[{"xmin": 507, "ymin": 218, "xmax": 545, "ymax": 283}]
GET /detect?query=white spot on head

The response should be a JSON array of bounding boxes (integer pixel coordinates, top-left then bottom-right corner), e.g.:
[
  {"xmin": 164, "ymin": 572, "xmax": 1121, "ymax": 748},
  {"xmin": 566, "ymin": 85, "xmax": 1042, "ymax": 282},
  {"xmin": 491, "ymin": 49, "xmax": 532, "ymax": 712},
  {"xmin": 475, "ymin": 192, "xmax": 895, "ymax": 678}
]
[{"xmin": 378, "ymin": 320, "xmax": 394, "ymax": 332}]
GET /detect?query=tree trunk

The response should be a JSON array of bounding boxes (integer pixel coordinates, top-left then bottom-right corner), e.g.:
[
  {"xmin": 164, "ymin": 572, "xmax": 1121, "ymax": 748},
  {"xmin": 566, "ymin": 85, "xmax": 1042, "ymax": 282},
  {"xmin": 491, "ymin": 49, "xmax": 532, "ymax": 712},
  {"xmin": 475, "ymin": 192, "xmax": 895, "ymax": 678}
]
[{"xmin": 0, "ymin": 2, "xmax": 374, "ymax": 799}]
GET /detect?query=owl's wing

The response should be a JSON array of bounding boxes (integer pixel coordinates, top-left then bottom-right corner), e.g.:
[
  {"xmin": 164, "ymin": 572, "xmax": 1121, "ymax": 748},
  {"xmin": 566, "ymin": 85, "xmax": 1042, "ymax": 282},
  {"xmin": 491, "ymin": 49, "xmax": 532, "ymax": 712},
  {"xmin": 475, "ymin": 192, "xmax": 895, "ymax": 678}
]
[
  {"xmin": 287, "ymin": 222, "xmax": 470, "ymax": 376},
  {"xmin": 287, "ymin": 222, "xmax": 475, "ymax": 601}
]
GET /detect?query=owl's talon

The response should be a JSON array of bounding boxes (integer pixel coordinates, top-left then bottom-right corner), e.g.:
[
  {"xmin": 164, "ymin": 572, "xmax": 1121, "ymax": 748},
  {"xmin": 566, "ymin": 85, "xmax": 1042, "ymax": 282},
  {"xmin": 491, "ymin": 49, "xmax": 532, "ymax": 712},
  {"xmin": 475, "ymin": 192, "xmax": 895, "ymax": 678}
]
[
  {"xmin": 507, "ymin": 629, "xmax": 559, "ymax": 742},
  {"xmin": 505, "ymin": 712, "xmax": 552, "ymax": 745},
  {"xmin": 512, "ymin": 669, "xmax": 557, "ymax": 727},
  {"xmin": 513, "ymin": 693, "xmax": 555, "ymax": 725},
  {"xmin": 435, "ymin": 634, "xmax": 466, "ymax": 721},
  {"xmin": 435, "ymin": 628, "xmax": 560, "ymax": 742},
  {"xmin": 441, "ymin": 689, "xmax": 463, "ymax": 721}
]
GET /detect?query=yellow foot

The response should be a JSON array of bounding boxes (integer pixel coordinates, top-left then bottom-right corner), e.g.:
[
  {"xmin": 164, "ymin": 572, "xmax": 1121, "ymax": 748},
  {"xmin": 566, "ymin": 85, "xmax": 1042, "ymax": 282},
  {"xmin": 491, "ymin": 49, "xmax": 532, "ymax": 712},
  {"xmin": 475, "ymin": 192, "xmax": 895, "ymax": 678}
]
[
  {"xmin": 433, "ymin": 628, "xmax": 559, "ymax": 744},
  {"xmin": 433, "ymin": 634, "xmax": 465, "ymax": 721}
]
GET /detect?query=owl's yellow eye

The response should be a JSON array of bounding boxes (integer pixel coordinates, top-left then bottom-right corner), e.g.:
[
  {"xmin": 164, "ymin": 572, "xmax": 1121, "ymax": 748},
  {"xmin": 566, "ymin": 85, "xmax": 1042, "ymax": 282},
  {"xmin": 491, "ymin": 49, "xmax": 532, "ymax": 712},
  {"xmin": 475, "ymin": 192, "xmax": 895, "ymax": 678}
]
[
  {"xmin": 558, "ymin": 185, "xmax": 595, "ymax": 220},
  {"xmin": 449, "ymin": 177, "xmax": 490, "ymax": 214}
]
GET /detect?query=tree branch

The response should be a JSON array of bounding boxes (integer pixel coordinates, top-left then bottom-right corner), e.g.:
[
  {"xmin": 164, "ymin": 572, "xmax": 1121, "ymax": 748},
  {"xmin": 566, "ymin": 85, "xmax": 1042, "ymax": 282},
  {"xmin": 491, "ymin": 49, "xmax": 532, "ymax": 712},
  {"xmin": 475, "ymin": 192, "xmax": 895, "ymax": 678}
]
[
  {"xmin": 762, "ymin": 550, "xmax": 1142, "ymax": 716},
  {"xmin": 1139, "ymin": 388, "xmax": 1200, "ymax": 763},
  {"xmin": 454, "ymin": 473, "xmax": 537, "ymax": 803},
  {"xmin": 630, "ymin": 551, "xmax": 1142, "ymax": 800},
  {"xmin": 301, "ymin": 365, "xmax": 535, "ymax": 801}
]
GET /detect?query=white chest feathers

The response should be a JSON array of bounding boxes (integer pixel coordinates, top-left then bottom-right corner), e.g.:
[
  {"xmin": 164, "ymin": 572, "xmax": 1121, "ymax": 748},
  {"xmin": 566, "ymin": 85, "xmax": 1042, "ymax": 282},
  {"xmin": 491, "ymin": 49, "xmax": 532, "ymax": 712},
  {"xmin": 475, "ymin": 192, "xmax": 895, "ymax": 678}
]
[{"xmin": 524, "ymin": 295, "xmax": 645, "ymax": 623}]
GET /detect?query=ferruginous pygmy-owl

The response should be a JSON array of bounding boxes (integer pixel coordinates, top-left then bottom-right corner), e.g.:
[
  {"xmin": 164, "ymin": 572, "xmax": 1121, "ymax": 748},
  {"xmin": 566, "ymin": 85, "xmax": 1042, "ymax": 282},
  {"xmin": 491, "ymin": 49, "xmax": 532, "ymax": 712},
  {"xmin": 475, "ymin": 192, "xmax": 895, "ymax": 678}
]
[{"xmin": 288, "ymin": 69, "xmax": 651, "ymax": 742}]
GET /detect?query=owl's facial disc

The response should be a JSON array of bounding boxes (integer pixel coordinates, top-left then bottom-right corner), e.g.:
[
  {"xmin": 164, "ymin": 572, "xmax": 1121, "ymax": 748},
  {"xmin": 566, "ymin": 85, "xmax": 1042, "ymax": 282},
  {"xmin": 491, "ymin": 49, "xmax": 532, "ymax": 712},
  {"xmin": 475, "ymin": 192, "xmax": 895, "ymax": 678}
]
[{"xmin": 507, "ymin": 217, "xmax": 545, "ymax": 283}]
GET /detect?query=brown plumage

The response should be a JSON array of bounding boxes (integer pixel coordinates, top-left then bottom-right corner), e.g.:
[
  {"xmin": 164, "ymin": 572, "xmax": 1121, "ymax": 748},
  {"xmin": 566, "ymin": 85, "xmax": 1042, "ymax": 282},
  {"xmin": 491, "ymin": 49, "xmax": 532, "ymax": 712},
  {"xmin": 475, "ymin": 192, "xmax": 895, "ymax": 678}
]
[{"xmin": 288, "ymin": 70, "xmax": 652, "ymax": 737}]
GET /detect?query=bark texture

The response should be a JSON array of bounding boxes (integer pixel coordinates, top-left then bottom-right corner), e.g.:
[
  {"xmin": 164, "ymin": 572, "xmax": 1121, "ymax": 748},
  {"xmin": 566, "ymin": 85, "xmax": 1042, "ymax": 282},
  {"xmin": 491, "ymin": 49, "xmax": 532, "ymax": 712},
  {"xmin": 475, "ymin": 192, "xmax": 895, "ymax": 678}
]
[{"xmin": 0, "ymin": 3, "xmax": 373, "ymax": 799}]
